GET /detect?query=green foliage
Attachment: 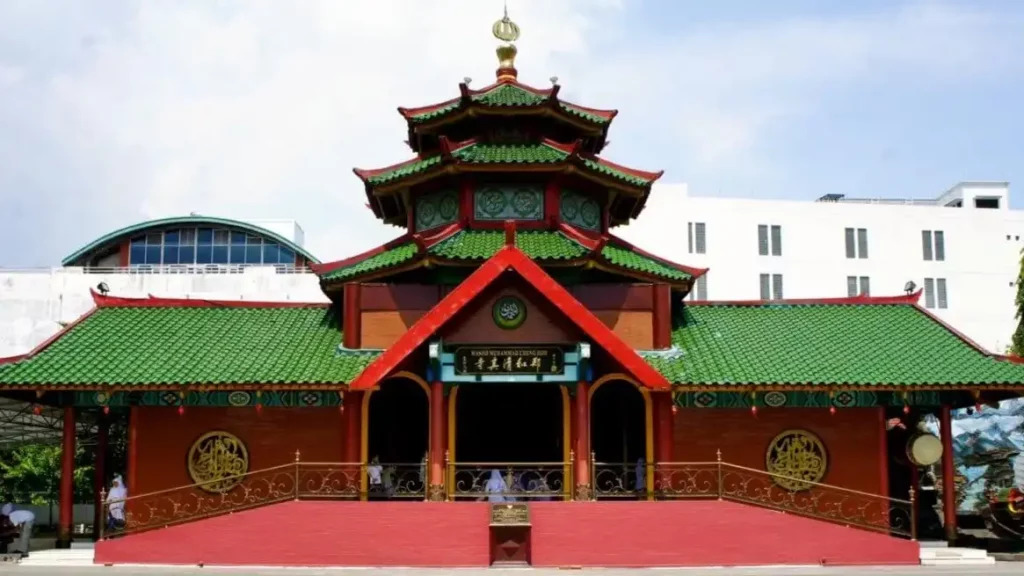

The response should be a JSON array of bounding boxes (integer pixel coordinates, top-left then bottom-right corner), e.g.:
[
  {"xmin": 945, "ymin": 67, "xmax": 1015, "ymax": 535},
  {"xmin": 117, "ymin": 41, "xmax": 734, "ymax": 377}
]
[
  {"xmin": 0, "ymin": 444, "xmax": 92, "ymax": 505},
  {"xmin": 1012, "ymin": 248, "xmax": 1024, "ymax": 356}
]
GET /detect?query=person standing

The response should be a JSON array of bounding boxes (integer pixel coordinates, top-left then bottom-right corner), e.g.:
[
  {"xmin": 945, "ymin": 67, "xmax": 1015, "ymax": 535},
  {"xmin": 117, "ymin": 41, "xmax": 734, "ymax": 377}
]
[
  {"xmin": 106, "ymin": 475, "xmax": 128, "ymax": 531},
  {"xmin": 0, "ymin": 504, "xmax": 34, "ymax": 557}
]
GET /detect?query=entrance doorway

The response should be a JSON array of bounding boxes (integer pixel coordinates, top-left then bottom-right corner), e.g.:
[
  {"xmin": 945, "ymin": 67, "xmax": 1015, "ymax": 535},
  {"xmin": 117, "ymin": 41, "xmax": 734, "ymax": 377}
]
[
  {"xmin": 590, "ymin": 379, "xmax": 648, "ymax": 499},
  {"xmin": 452, "ymin": 383, "xmax": 565, "ymax": 500},
  {"xmin": 366, "ymin": 378, "xmax": 429, "ymax": 498}
]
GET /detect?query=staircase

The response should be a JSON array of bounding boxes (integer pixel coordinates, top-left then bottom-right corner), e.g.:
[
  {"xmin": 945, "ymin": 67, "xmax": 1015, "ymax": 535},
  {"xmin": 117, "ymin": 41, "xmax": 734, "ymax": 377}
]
[
  {"xmin": 18, "ymin": 542, "xmax": 94, "ymax": 567},
  {"xmin": 919, "ymin": 541, "xmax": 996, "ymax": 566}
]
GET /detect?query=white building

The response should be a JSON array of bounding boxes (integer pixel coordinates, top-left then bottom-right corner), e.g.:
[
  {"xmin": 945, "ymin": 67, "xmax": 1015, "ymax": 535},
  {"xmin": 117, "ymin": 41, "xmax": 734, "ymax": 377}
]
[
  {"xmin": 2, "ymin": 182, "xmax": 1022, "ymax": 358},
  {"xmin": 623, "ymin": 181, "xmax": 1023, "ymax": 353}
]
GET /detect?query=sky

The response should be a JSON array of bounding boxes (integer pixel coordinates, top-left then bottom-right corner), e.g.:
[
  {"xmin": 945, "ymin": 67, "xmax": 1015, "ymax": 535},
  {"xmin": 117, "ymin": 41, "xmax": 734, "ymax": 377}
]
[{"xmin": 1, "ymin": 0, "xmax": 1023, "ymax": 267}]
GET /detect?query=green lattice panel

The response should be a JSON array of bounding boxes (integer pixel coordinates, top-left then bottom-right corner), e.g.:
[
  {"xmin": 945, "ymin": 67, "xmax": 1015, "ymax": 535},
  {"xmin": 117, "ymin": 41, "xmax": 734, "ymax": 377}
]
[
  {"xmin": 560, "ymin": 189, "xmax": 602, "ymax": 231},
  {"xmin": 673, "ymin": 391, "xmax": 886, "ymax": 409},
  {"xmin": 414, "ymin": 189, "xmax": 459, "ymax": 232},
  {"xmin": 474, "ymin": 184, "xmax": 544, "ymax": 221}
]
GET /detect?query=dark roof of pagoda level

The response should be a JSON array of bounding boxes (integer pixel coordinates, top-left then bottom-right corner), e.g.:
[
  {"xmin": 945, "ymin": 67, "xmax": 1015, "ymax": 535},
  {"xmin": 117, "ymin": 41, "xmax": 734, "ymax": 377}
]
[
  {"xmin": 399, "ymin": 80, "xmax": 617, "ymax": 154},
  {"xmin": 310, "ymin": 221, "xmax": 704, "ymax": 289}
]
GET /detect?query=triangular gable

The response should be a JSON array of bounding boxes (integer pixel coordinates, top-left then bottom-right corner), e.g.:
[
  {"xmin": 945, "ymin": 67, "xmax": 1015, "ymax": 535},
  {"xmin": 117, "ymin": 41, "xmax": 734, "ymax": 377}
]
[{"xmin": 348, "ymin": 243, "xmax": 671, "ymax": 391}]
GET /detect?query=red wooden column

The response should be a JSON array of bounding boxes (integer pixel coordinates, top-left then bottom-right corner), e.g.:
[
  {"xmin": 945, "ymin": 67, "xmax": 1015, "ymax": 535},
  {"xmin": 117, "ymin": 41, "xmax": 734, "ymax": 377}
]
[
  {"xmin": 939, "ymin": 404, "xmax": 957, "ymax": 542},
  {"xmin": 93, "ymin": 415, "xmax": 109, "ymax": 540},
  {"xmin": 57, "ymin": 407, "xmax": 76, "ymax": 548},
  {"xmin": 573, "ymin": 382, "xmax": 591, "ymax": 500},
  {"xmin": 428, "ymin": 381, "xmax": 446, "ymax": 500},
  {"xmin": 344, "ymin": 391, "xmax": 361, "ymax": 462},
  {"xmin": 127, "ymin": 407, "xmax": 139, "ymax": 495},
  {"xmin": 654, "ymin": 393, "xmax": 674, "ymax": 495}
]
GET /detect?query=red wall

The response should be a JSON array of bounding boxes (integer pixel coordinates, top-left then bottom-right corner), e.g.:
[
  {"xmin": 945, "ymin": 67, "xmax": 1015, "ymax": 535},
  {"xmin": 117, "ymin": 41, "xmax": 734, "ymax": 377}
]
[
  {"xmin": 135, "ymin": 407, "xmax": 345, "ymax": 495},
  {"xmin": 673, "ymin": 408, "xmax": 885, "ymax": 495},
  {"xmin": 97, "ymin": 500, "xmax": 919, "ymax": 567}
]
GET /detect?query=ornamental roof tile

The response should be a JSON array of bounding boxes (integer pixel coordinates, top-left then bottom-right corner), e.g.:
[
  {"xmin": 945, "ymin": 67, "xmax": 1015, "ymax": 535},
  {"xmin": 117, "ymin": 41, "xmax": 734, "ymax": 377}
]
[
  {"xmin": 358, "ymin": 142, "xmax": 658, "ymax": 188},
  {"xmin": 643, "ymin": 302, "xmax": 1024, "ymax": 386},
  {"xmin": 600, "ymin": 244, "xmax": 693, "ymax": 281},
  {"xmin": 0, "ymin": 305, "xmax": 378, "ymax": 387},
  {"xmin": 319, "ymin": 242, "xmax": 419, "ymax": 282},
  {"xmin": 429, "ymin": 230, "xmax": 588, "ymax": 260},
  {"xmin": 404, "ymin": 82, "xmax": 613, "ymax": 125}
]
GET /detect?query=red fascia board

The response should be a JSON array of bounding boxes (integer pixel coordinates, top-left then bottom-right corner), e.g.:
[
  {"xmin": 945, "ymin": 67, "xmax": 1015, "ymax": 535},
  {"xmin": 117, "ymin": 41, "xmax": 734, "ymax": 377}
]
[
  {"xmin": 0, "ymin": 307, "xmax": 99, "ymax": 366},
  {"xmin": 311, "ymin": 233, "xmax": 418, "ymax": 275},
  {"xmin": 353, "ymin": 155, "xmax": 430, "ymax": 181},
  {"xmin": 909, "ymin": 300, "xmax": 1017, "ymax": 362},
  {"xmin": 605, "ymin": 234, "xmax": 709, "ymax": 279},
  {"xmin": 348, "ymin": 245, "xmax": 670, "ymax": 391},
  {"xmin": 91, "ymin": 290, "xmax": 328, "ymax": 309},
  {"xmin": 686, "ymin": 290, "xmax": 923, "ymax": 308},
  {"xmin": 556, "ymin": 222, "xmax": 600, "ymax": 250}
]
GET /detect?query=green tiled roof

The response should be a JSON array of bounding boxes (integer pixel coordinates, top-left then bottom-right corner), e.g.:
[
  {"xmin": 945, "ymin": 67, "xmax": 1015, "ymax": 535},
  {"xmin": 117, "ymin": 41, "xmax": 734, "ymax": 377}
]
[
  {"xmin": 429, "ymin": 230, "xmax": 589, "ymax": 260},
  {"xmin": 408, "ymin": 84, "xmax": 611, "ymax": 125},
  {"xmin": 320, "ymin": 243, "xmax": 420, "ymax": 282},
  {"xmin": 0, "ymin": 307, "xmax": 378, "ymax": 386},
  {"xmin": 644, "ymin": 304, "xmax": 1024, "ymax": 386},
  {"xmin": 581, "ymin": 159, "xmax": 653, "ymax": 186},
  {"xmin": 365, "ymin": 143, "xmax": 566, "ymax": 185},
  {"xmin": 600, "ymin": 244, "xmax": 693, "ymax": 282}
]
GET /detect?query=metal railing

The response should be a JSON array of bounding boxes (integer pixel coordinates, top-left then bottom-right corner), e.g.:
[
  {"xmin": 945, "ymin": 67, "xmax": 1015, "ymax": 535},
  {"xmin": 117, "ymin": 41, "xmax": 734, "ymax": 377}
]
[
  {"xmin": 0, "ymin": 264, "xmax": 314, "ymax": 275},
  {"xmin": 445, "ymin": 458, "xmax": 572, "ymax": 502},
  {"xmin": 99, "ymin": 450, "xmax": 914, "ymax": 540}
]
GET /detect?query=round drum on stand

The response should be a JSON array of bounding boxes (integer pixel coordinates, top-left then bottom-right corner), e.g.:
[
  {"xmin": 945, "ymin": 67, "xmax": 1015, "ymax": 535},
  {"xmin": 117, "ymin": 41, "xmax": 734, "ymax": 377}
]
[{"xmin": 906, "ymin": 432, "xmax": 944, "ymax": 467}]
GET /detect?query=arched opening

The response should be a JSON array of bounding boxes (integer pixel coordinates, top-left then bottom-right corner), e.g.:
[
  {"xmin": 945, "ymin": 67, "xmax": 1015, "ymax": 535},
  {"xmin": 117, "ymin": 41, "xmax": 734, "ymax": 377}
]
[
  {"xmin": 452, "ymin": 384, "xmax": 565, "ymax": 500},
  {"xmin": 366, "ymin": 378, "xmax": 429, "ymax": 499},
  {"xmin": 590, "ymin": 379, "xmax": 648, "ymax": 499}
]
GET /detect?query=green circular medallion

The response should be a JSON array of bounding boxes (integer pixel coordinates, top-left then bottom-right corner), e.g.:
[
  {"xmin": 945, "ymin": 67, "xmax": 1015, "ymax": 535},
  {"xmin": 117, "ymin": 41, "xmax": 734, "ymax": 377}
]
[{"xmin": 492, "ymin": 295, "xmax": 527, "ymax": 330}]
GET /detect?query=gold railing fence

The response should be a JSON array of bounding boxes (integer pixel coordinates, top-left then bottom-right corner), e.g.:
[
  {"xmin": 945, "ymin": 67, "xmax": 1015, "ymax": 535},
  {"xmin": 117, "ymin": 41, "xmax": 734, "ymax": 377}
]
[
  {"xmin": 445, "ymin": 459, "xmax": 572, "ymax": 501},
  {"xmin": 100, "ymin": 450, "xmax": 914, "ymax": 540}
]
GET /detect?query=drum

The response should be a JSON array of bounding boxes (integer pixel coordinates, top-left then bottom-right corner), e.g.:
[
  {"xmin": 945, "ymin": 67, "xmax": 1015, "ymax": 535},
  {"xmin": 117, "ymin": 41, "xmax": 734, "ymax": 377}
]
[{"xmin": 906, "ymin": 432, "xmax": 943, "ymax": 467}]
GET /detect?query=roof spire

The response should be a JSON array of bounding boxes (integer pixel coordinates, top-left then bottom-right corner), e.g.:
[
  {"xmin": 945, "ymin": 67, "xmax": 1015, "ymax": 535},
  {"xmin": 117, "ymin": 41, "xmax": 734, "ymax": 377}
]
[{"xmin": 492, "ymin": 1, "xmax": 520, "ymax": 81}]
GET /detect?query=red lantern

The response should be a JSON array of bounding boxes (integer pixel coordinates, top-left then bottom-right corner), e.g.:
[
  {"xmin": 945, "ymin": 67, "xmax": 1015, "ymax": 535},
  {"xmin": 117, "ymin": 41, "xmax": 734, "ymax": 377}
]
[
  {"xmin": 103, "ymin": 406, "xmax": 110, "ymax": 415},
  {"xmin": 671, "ymin": 404, "xmax": 679, "ymax": 416},
  {"xmin": 32, "ymin": 405, "xmax": 41, "ymax": 416},
  {"xmin": 750, "ymin": 406, "xmax": 758, "ymax": 416},
  {"xmin": 903, "ymin": 405, "xmax": 910, "ymax": 415},
  {"xmin": 255, "ymin": 403, "xmax": 263, "ymax": 415},
  {"xmin": 177, "ymin": 405, "xmax": 185, "ymax": 416},
  {"xmin": 975, "ymin": 403, "xmax": 983, "ymax": 413},
  {"xmin": 829, "ymin": 406, "xmax": 836, "ymax": 416}
]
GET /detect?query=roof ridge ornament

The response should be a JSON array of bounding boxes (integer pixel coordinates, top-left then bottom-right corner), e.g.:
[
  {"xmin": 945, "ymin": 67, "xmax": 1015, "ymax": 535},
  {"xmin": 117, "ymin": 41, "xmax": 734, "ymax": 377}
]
[{"xmin": 492, "ymin": 2, "xmax": 520, "ymax": 81}]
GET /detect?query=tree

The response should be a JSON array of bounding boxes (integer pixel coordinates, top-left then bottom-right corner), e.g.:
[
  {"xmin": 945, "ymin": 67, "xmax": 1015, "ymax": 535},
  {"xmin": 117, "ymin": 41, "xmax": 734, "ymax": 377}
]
[
  {"xmin": 0, "ymin": 445, "xmax": 93, "ymax": 505},
  {"xmin": 1013, "ymin": 248, "xmax": 1024, "ymax": 357}
]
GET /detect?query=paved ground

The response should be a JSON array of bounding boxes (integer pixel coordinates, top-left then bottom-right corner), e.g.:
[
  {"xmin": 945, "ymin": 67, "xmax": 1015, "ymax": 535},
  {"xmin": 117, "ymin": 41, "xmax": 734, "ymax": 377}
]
[{"xmin": 2, "ymin": 567, "xmax": 1024, "ymax": 576}]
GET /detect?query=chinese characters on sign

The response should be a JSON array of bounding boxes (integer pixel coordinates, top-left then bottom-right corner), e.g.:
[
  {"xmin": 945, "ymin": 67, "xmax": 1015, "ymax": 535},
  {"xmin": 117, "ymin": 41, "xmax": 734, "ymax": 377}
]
[{"xmin": 454, "ymin": 347, "xmax": 564, "ymax": 376}]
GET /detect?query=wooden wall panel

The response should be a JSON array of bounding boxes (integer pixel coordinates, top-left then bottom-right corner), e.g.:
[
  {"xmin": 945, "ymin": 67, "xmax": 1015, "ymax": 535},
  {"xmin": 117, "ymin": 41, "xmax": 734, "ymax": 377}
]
[{"xmin": 591, "ymin": 311, "xmax": 653, "ymax": 349}]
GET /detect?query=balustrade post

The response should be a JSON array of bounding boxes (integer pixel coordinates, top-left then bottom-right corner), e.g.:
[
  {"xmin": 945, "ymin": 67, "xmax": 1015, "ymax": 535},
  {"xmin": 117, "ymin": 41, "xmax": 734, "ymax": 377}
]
[
  {"xmin": 589, "ymin": 451, "xmax": 596, "ymax": 501},
  {"xmin": 294, "ymin": 450, "xmax": 301, "ymax": 500},
  {"xmin": 716, "ymin": 449, "xmax": 723, "ymax": 500},
  {"xmin": 98, "ymin": 488, "xmax": 106, "ymax": 541},
  {"xmin": 567, "ymin": 450, "xmax": 574, "ymax": 501},
  {"xmin": 444, "ymin": 450, "xmax": 450, "ymax": 501},
  {"xmin": 909, "ymin": 487, "xmax": 917, "ymax": 542}
]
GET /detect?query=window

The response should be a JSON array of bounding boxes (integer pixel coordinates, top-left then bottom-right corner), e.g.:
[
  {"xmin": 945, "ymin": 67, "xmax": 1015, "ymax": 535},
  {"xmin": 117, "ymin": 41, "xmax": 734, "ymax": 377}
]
[
  {"xmin": 689, "ymin": 274, "xmax": 708, "ymax": 300},
  {"xmin": 844, "ymin": 228, "xmax": 868, "ymax": 259},
  {"xmin": 847, "ymin": 276, "xmax": 870, "ymax": 296},
  {"xmin": 922, "ymin": 230, "xmax": 945, "ymax": 261},
  {"xmin": 758, "ymin": 224, "xmax": 782, "ymax": 256},
  {"xmin": 760, "ymin": 273, "xmax": 783, "ymax": 300},
  {"xmin": 127, "ymin": 228, "xmax": 297, "ymax": 267},
  {"xmin": 923, "ymin": 278, "xmax": 948, "ymax": 309},
  {"xmin": 692, "ymin": 222, "xmax": 706, "ymax": 254}
]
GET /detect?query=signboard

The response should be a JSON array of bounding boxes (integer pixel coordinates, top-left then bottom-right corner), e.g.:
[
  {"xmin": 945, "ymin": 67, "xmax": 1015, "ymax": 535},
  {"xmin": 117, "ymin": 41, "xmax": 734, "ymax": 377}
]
[
  {"xmin": 454, "ymin": 346, "xmax": 564, "ymax": 376},
  {"xmin": 490, "ymin": 503, "xmax": 531, "ymax": 526}
]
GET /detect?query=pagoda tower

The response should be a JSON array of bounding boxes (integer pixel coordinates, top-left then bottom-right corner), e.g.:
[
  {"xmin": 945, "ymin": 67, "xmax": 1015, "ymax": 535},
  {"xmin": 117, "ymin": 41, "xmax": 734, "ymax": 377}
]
[{"xmin": 311, "ymin": 9, "xmax": 704, "ymax": 304}]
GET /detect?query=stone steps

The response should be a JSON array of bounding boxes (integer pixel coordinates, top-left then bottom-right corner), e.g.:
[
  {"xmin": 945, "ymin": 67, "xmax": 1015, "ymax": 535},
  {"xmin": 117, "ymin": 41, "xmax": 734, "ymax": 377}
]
[
  {"xmin": 17, "ymin": 548, "xmax": 94, "ymax": 567},
  {"xmin": 920, "ymin": 546, "xmax": 996, "ymax": 566}
]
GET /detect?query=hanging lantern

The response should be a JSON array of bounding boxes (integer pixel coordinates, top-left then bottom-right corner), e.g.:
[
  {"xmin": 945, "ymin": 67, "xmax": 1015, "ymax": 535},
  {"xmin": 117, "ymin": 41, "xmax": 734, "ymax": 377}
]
[
  {"xmin": 255, "ymin": 403, "xmax": 263, "ymax": 415},
  {"xmin": 32, "ymin": 405, "xmax": 41, "ymax": 416},
  {"xmin": 829, "ymin": 406, "xmax": 836, "ymax": 416},
  {"xmin": 103, "ymin": 406, "xmax": 110, "ymax": 415},
  {"xmin": 177, "ymin": 405, "xmax": 185, "ymax": 416},
  {"xmin": 671, "ymin": 404, "xmax": 679, "ymax": 416},
  {"xmin": 903, "ymin": 404, "xmax": 911, "ymax": 415},
  {"xmin": 750, "ymin": 405, "xmax": 758, "ymax": 416}
]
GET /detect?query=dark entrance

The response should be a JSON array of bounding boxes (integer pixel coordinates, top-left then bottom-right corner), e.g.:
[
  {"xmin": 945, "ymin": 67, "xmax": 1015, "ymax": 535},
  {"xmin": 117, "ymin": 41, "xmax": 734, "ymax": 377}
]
[
  {"xmin": 366, "ymin": 378, "xmax": 429, "ymax": 498},
  {"xmin": 590, "ymin": 380, "xmax": 647, "ymax": 498}
]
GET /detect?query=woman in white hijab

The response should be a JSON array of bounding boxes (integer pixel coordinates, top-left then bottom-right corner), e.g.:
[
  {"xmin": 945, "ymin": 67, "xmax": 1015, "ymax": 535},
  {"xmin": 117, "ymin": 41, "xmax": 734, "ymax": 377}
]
[
  {"xmin": 106, "ymin": 475, "xmax": 128, "ymax": 530},
  {"xmin": 483, "ymin": 469, "xmax": 509, "ymax": 503}
]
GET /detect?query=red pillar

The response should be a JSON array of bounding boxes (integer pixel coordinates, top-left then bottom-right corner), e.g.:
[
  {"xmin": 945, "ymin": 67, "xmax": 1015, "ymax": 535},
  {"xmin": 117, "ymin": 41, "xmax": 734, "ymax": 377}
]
[
  {"xmin": 344, "ymin": 391, "xmax": 361, "ymax": 462},
  {"xmin": 93, "ymin": 416, "xmax": 108, "ymax": 540},
  {"xmin": 428, "ymin": 381, "xmax": 445, "ymax": 500},
  {"xmin": 655, "ymin": 393, "xmax": 674, "ymax": 463},
  {"xmin": 57, "ymin": 407, "xmax": 76, "ymax": 548},
  {"xmin": 573, "ymin": 382, "xmax": 591, "ymax": 500},
  {"xmin": 939, "ymin": 404, "xmax": 957, "ymax": 542},
  {"xmin": 127, "ymin": 407, "xmax": 139, "ymax": 494}
]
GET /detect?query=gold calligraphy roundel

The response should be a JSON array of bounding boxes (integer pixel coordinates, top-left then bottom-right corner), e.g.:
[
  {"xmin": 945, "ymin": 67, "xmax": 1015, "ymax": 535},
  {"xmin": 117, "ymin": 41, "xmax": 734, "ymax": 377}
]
[
  {"xmin": 765, "ymin": 429, "xmax": 828, "ymax": 491},
  {"xmin": 187, "ymin": 431, "xmax": 250, "ymax": 493}
]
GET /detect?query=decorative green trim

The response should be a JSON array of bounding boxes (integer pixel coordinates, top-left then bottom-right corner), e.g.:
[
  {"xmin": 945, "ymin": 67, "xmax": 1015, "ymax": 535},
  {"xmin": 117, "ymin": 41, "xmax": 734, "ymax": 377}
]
[
  {"xmin": 61, "ymin": 215, "xmax": 320, "ymax": 266},
  {"xmin": 672, "ymin": 391, "xmax": 943, "ymax": 409},
  {"xmin": 414, "ymin": 189, "xmax": 459, "ymax": 232},
  {"xmin": 560, "ymin": 189, "xmax": 601, "ymax": 231},
  {"xmin": 73, "ymin": 390, "xmax": 345, "ymax": 408},
  {"xmin": 474, "ymin": 184, "xmax": 544, "ymax": 221},
  {"xmin": 492, "ymin": 296, "xmax": 527, "ymax": 330}
]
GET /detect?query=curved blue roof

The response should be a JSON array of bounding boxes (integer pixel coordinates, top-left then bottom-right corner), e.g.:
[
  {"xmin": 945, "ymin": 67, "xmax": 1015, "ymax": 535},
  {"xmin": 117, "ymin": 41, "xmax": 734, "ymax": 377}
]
[{"xmin": 61, "ymin": 215, "xmax": 320, "ymax": 266}]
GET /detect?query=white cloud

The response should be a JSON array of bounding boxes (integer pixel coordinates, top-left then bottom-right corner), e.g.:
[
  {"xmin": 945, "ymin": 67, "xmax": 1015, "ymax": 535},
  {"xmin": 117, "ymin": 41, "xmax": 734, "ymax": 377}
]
[{"xmin": 0, "ymin": 0, "xmax": 1020, "ymax": 266}]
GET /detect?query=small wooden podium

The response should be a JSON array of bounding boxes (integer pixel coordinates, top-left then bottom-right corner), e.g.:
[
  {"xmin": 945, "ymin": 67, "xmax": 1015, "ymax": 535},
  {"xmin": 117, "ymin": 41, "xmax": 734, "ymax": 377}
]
[{"xmin": 489, "ymin": 503, "xmax": 531, "ymax": 566}]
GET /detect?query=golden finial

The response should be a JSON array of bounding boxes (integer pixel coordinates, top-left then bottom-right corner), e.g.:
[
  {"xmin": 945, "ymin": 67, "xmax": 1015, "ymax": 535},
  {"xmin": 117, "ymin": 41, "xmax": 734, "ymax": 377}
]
[{"xmin": 492, "ymin": 1, "xmax": 520, "ymax": 80}]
